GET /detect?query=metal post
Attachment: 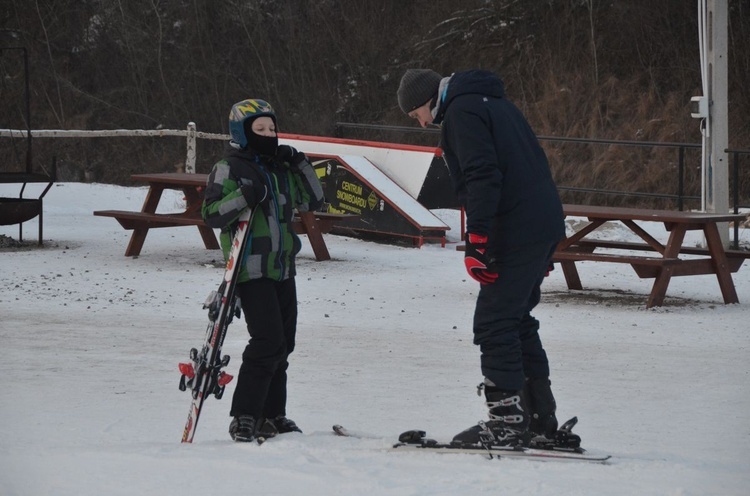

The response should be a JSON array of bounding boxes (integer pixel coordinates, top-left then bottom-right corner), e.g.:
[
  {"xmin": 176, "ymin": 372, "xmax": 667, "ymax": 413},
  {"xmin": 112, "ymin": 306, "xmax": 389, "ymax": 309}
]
[
  {"xmin": 23, "ymin": 47, "xmax": 31, "ymax": 174},
  {"xmin": 702, "ymin": 0, "xmax": 730, "ymax": 246},
  {"xmin": 732, "ymin": 151, "xmax": 739, "ymax": 250},
  {"xmin": 677, "ymin": 146, "xmax": 685, "ymax": 211},
  {"xmin": 0, "ymin": 46, "xmax": 32, "ymax": 172},
  {"xmin": 185, "ymin": 122, "xmax": 197, "ymax": 174}
]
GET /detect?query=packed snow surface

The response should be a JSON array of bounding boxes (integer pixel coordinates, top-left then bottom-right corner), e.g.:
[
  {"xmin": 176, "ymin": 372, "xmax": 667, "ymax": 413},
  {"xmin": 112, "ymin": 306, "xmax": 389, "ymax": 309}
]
[{"xmin": 1, "ymin": 182, "xmax": 749, "ymax": 495}]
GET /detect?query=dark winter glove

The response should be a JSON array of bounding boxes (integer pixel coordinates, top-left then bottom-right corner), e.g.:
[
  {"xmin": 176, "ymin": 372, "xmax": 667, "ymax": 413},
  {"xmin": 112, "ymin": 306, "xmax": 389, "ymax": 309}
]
[
  {"xmin": 545, "ymin": 263, "xmax": 554, "ymax": 277},
  {"xmin": 276, "ymin": 145, "xmax": 306, "ymax": 169},
  {"xmin": 240, "ymin": 180, "xmax": 268, "ymax": 207},
  {"xmin": 464, "ymin": 233, "xmax": 499, "ymax": 285}
]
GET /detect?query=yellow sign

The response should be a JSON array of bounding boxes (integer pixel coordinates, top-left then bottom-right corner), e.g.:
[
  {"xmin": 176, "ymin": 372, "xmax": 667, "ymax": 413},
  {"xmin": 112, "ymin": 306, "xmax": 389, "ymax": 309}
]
[{"xmin": 367, "ymin": 192, "xmax": 378, "ymax": 210}]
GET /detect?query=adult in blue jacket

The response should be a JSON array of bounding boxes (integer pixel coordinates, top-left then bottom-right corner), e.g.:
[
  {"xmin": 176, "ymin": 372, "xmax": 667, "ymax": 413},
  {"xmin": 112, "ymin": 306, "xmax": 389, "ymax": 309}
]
[{"xmin": 398, "ymin": 69, "xmax": 577, "ymax": 449}]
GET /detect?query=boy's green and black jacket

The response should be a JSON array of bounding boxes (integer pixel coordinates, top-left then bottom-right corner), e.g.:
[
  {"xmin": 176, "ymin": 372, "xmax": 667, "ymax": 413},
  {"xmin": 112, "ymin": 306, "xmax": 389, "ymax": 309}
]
[{"xmin": 202, "ymin": 144, "xmax": 324, "ymax": 282}]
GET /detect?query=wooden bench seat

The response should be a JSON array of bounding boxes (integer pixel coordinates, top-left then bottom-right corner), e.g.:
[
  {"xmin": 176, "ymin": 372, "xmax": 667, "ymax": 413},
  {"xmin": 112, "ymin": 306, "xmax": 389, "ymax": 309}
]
[
  {"xmin": 455, "ymin": 204, "xmax": 746, "ymax": 307},
  {"xmin": 94, "ymin": 208, "xmax": 355, "ymax": 259},
  {"xmin": 294, "ymin": 212, "xmax": 353, "ymax": 235},
  {"xmin": 552, "ymin": 250, "xmax": 681, "ymax": 280},
  {"xmin": 458, "ymin": 238, "xmax": 746, "ymax": 276},
  {"xmin": 553, "ymin": 250, "xmax": 678, "ymax": 265},
  {"xmin": 95, "ymin": 173, "xmax": 357, "ymax": 260},
  {"xmin": 94, "ymin": 210, "xmax": 204, "ymax": 229},
  {"xmin": 563, "ymin": 240, "xmax": 747, "ymax": 277},
  {"xmin": 94, "ymin": 209, "xmax": 350, "ymax": 233},
  {"xmin": 574, "ymin": 239, "xmax": 750, "ymax": 260}
]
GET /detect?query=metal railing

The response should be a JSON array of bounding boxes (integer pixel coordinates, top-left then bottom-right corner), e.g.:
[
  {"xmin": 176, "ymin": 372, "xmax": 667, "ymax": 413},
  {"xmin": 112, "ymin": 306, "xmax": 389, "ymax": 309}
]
[
  {"xmin": 0, "ymin": 123, "xmax": 228, "ymax": 174},
  {"xmin": 1, "ymin": 122, "xmax": 747, "ymax": 248},
  {"xmin": 334, "ymin": 122, "xmax": 749, "ymax": 249}
]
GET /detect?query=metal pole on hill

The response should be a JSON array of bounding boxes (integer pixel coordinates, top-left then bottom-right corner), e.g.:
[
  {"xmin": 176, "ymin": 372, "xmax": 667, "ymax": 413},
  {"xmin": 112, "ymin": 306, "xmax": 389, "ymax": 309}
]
[{"xmin": 698, "ymin": 0, "xmax": 730, "ymax": 246}]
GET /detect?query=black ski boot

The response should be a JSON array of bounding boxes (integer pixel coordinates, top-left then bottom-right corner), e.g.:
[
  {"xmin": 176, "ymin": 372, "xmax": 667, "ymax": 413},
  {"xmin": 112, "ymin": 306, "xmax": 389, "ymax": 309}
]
[
  {"xmin": 524, "ymin": 377, "xmax": 558, "ymax": 440},
  {"xmin": 452, "ymin": 381, "xmax": 530, "ymax": 448},
  {"xmin": 255, "ymin": 418, "xmax": 279, "ymax": 440},
  {"xmin": 229, "ymin": 415, "xmax": 259, "ymax": 442},
  {"xmin": 524, "ymin": 378, "xmax": 581, "ymax": 451},
  {"xmin": 256, "ymin": 415, "xmax": 301, "ymax": 438},
  {"xmin": 270, "ymin": 416, "xmax": 302, "ymax": 434}
]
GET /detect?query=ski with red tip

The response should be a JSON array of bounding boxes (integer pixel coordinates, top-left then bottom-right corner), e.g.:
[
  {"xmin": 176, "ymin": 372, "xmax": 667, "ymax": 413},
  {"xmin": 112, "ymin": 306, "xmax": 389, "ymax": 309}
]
[{"xmin": 179, "ymin": 208, "xmax": 253, "ymax": 443}]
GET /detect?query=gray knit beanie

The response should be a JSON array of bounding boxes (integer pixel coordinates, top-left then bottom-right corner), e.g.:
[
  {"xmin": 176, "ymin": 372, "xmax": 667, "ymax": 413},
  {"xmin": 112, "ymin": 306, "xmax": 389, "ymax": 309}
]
[{"xmin": 397, "ymin": 69, "xmax": 443, "ymax": 113}]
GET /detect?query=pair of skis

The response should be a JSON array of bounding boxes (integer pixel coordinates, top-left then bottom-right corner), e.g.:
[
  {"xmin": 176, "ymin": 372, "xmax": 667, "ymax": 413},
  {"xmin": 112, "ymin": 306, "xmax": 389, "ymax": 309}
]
[{"xmin": 179, "ymin": 208, "xmax": 253, "ymax": 443}]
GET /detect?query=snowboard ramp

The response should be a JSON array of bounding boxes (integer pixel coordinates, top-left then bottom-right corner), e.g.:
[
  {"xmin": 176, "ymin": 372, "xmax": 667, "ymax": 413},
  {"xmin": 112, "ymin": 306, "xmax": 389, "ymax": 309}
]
[
  {"xmin": 280, "ymin": 134, "xmax": 453, "ymax": 246},
  {"xmin": 308, "ymin": 153, "xmax": 449, "ymax": 246}
]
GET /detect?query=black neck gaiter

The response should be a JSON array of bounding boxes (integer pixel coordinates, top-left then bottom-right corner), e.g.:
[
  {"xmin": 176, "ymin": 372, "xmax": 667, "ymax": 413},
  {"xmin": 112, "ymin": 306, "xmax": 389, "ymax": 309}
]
[{"xmin": 246, "ymin": 132, "xmax": 278, "ymax": 157}]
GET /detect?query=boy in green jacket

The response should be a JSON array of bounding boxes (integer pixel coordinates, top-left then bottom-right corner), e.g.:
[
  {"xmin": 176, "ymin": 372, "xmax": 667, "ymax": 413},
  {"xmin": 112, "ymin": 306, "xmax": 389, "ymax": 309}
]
[{"xmin": 202, "ymin": 98, "xmax": 324, "ymax": 442}]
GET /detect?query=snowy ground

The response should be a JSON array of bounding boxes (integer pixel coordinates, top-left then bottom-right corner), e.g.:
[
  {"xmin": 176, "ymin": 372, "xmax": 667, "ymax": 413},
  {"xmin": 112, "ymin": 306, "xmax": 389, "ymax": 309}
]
[{"xmin": 1, "ymin": 182, "xmax": 749, "ymax": 496}]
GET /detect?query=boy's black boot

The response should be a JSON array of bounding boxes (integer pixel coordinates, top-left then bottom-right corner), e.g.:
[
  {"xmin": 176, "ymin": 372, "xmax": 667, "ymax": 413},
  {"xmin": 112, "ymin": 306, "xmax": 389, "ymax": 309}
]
[
  {"xmin": 229, "ymin": 415, "xmax": 259, "ymax": 442},
  {"xmin": 270, "ymin": 416, "xmax": 302, "ymax": 434},
  {"xmin": 256, "ymin": 415, "xmax": 302, "ymax": 438}
]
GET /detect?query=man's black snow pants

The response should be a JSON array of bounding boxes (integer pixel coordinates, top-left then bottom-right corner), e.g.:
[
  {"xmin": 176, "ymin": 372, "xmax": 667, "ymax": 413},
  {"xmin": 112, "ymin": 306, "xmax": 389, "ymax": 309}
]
[
  {"xmin": 473, "ymin": 241, "xmax": 557, "ymax": 392},
  {"xmin": 230, "ymin": 277, "xmax": 297, "ymax": 419}
]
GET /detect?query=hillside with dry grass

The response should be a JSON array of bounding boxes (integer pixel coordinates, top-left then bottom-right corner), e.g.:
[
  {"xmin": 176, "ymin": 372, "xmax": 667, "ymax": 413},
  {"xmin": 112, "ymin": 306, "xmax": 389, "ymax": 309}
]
[{"xmin": 1, "ymin": 0, "xmax": 748, "ymax": 208}]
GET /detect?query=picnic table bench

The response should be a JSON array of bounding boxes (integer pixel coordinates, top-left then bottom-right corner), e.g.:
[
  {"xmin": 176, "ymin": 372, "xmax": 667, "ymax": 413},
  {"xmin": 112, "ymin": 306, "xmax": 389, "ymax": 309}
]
[
  {"xmin": 93, "ymin": 172, "xmax": 355, "ymax": 261},
  {"xmin": 554, "ymin": 204, "xmax": 749, "ymax": 307}
]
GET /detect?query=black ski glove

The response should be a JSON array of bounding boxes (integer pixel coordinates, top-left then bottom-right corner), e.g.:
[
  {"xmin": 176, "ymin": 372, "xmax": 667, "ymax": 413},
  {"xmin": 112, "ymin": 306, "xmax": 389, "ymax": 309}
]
[
  {"xmin": 240, "ymin": 180, "xmax": 268, "ymax": 207},
  {"xmin": 276, "ymin": 145, "xmax": 306, "ymax": 169}
]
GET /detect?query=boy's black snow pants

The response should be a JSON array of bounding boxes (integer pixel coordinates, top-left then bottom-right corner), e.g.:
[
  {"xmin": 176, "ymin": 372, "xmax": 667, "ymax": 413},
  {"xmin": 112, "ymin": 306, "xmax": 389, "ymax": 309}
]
[
  {"xmin": 230, "ymin": 277, "xmax": 297, "ymax": 419},
  {"xmin": 473, "ymin": 241, "xmax": 557, "ymax": 392}
]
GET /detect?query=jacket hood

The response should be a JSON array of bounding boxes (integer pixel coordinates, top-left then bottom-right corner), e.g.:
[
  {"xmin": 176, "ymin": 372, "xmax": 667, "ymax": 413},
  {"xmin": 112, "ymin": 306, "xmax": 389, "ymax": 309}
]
[
  {"xmin": 225, "ymin": 141, "xmax": 266, "ymax": 163},
  {"xmin": 435, "ymin": 70, "xmax": 506, "ymax": 123}
]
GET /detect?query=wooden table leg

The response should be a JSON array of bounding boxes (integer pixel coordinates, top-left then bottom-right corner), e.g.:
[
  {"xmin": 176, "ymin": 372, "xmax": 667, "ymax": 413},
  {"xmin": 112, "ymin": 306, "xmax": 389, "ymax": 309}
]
[
  {"xmin": 647, "ymin": 264, "xmax": 674, "ymax": 308},
  {"xmin": 124, "ymin": 229, "xmax": 148, "ymax": 257},
  {"xmin": 182, "ymin": 185, "xmax": 219, "ymax": 250},
  {"xmin": 298, "ymin": 211, "xmax": 330, "ymax": 261},
  {"xmin": 559, "ymin": 261, "xmax": 583, "ymax": 290},
  {"xmin": 197, "ymin": 225, "xmax": 220, "ymax": 250},
  {"xmin": 703, "ymin": 222, "xmax": 740, "ymax": 304},
  {"xmin": 647, "ymin": 225, "xmax": 686, "ymax": 307},
  {"xmin": 37, "ymin": 204, "xmax": 43, "ymax": 246},
  {"xmin": 142, "ymin": 185, "xmax": 164, "ymax": 213},
  {"xmin": 123, "ymin": 186, "xmax": 163, "ymax": 257},
  {"xmin": 558, "ymin": 219, "xmax": 605, "ymax": 250}
]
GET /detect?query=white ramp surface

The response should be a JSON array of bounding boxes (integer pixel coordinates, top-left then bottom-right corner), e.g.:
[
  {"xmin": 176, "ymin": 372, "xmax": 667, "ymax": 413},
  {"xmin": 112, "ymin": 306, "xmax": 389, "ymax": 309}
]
[
  {"xmin": 281, "ymin": 136, "xmax": 437, "ymax": 199},
  {"xmin": 339, "ymin": 154, "xmax": 448, "ymax": 230}
]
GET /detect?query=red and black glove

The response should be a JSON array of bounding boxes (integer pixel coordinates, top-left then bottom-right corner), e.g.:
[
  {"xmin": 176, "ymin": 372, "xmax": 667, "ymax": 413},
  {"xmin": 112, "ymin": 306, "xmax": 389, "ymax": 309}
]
[{"xmin": 464, "ymin": 233, "xmax": 499, "ymax": 285}]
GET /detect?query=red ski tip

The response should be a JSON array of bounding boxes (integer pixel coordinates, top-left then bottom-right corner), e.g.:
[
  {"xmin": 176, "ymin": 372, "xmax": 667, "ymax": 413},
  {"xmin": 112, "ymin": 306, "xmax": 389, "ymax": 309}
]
[{"xmin": 178, "ymin": 363, "xmax": 195, "ymax": 378}]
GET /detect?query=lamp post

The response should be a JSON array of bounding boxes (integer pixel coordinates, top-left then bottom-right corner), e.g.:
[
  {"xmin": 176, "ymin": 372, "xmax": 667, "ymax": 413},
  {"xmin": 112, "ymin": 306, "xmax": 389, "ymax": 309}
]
[
  {"xmin": 0, "ymin": 46, "xmax": 32, "ymax": 174},
  {"xmin": 695, "ymin": 0, "xmax": 729, "ymax": 246}
]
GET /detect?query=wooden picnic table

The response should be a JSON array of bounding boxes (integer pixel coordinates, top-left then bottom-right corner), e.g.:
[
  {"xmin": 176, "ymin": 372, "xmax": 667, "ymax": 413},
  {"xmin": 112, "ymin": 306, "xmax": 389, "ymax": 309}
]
[
  {"xmin": 554, "ymin": 204, "xmax": 749, "ymax": 307},
  {"xmin": 93, "ymin": 172, "xmax": 354, "ymax": 261}
]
